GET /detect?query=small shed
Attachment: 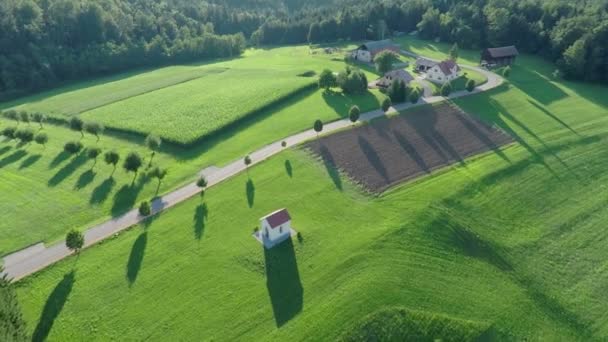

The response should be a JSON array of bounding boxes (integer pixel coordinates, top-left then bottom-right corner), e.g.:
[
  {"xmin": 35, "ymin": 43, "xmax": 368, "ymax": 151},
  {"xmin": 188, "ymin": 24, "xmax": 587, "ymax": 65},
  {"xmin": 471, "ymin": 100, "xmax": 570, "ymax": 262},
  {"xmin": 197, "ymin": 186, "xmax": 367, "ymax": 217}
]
[
  {"xmin": 415, "ymin": 57, "xmax": 436, "ymax": 72},
  {"xmin": 376, "ymin": 69, "xmax": 414, "ymax": 88},
  {"xmin": 481, "ymin": 46, "xmax": 519, "ymax": 66},
  {"xmin": 258, "ymin": 208, "xmax": 293, "ymax": 248},
  {"xmin": 351, "ymin": 40, "xmax": 400, "ymax": 63}
]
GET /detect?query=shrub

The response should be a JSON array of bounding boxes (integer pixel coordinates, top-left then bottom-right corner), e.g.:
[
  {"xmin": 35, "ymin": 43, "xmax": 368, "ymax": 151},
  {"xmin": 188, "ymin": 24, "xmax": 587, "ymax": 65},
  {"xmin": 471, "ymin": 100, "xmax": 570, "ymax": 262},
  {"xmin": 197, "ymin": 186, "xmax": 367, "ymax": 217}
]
[
  {"xmin": 1, "ymin": 127, "xmax": 17, "ymax": 140},
  {"xmin": 281, "ymin": 140, "xmax": 287, "ymax": 148},
  {"xmin": 349, "ymin": 105, "xmax": 361, "ymax": 124},
  {"xmin": 409, "ymin": 89, "xmax": 421, "ymax": 104},
  {"xmin": 34, "ymin": 132, "xmax": 48, "ymax": 147},
  {"xmin": 466, "ymin": 79, "xmax": 476, "ymax": 92},
  {"xmin": 15, "ymin": 128, "xmax": 35, "ymax": 144},
  {"xmin": 64, "ymin": 141, "xmax": 83, "ymax": 154},
  {"xmin": 313, "ymin": 119, "xmax": 324, "ymax": 135},
  {"xmin": 318, "ymin": 69, "xmax": 337, "ymax": 90},
  {"xmin": 337, "ymin": 66, "xmax": 367, "ymax": 94},
  {"xmin": 440, "ymin": 82, "xmax": 452, "ymax": 97},
  {"xmin": 381, "ymin": 97, "xmax": 392, "ymax": 112},
  {"xmin": 139, "ymin": 201, "xmax": 151, "ymax": 216}
]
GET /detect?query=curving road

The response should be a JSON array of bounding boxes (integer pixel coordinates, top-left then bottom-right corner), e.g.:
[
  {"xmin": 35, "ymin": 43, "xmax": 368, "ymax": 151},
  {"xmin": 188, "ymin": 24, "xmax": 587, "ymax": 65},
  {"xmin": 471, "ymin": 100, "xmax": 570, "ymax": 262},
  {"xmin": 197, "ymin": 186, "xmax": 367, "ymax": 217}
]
[{"xmin": 1, "ymin": 52, "xmax": 503, "ymax": 281}]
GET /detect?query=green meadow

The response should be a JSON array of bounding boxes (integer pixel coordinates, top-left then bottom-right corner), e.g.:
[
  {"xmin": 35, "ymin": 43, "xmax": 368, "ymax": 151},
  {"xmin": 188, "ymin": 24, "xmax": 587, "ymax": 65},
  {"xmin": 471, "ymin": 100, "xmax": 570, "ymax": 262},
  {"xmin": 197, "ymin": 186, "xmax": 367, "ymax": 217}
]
[
  {"xmin": 14, "ymin": 36, "xmax": 608, "ymax": 341},
  {"xmin": 0, "ymin": 46, "xmax": 387, "ymax": 254}
]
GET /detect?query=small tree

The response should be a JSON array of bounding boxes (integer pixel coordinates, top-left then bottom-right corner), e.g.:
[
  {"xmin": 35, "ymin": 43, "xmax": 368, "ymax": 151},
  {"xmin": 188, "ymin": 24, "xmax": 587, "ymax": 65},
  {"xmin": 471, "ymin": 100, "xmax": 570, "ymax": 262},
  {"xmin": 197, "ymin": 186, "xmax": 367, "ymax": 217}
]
[
  {"xmin": 318, "ymin": 69, "xmax": 337, "ymax": 91},
  {"xmin": 70, "ymin": 117, "xmax": 85, "ymax": 138},
  {"xmin": 349, "ymin": 105, "xmax": 361, "ymax": 125},
  {"xmin": 149, "ymin": 166, "xmax": 168, "ymax": 193},
  {"xmin": 196, "ymin": 175, "xmax": 208, "ymax": 197},
  {"xmin": 313, "ymin": 119, "xmax": 324, "ymax": 137},
  {"xmin": 15, "ymin": 128, "xmax": 34, "ymax": 145},
  {"xmin": 104, "ymin": 150, "xmax": 120, "ymax": 175},
  {"xmin": 34, "ymin": 132, "xmax": 48, "ymax": 149},
  {"xmin": 440, "ymin": 82, "xmax": 452, "ymax": 97},
  {"xmin": 466, "ymin": 79, "xmax": 476, "ymax": 92},
  {"xmin": 281, "ymin": 140, "xmax": 287, "ymax": 148},
  {"xmin": 32, "ymin": 112, "xmax": 46, "ymax": 129},
  {"xmin": 87, "ymin": 147, "xmax": 102, "ymax": 167},
  {"xmin": 409, "ymin": 88, "xmax": 421, "ymax": 103},
  {"xmin": 449, "ymin": 43, "xmax": 459, "ymax": 61},
  {"xmin": 374, "ymin": 51, "xmax": 399, "ymax": 74},
  {"xmin": 124, "ymin": 151, "xmax": 143, "ymax": 183},
  {"xmin": 139, "ymin": 201, "xmax": 151, "ymax": 216},
  {"xmin": 65, "ymin": 229, "xmax": 84, "ymax": 254},
  {"xmin": 381, "ymin": 97, "xmax": 392, "ymax": 112},
  {"xmin": 4, "ymin": 110, "xmax": 18, "ymax": 123},
  {"xmin": 84, "ymin": 121, "xmax": 104, "ymax": 141},
  {"xmin": 503, "ymin": 66, "xmax": 511, "ymax": 78},
  {"xmin": 1, "ymin": 127, "xmax": 17, "ymax": 140},
  {"xmin": 64, "ymin": 141, "xmax": 83, "ymax": 155},
  {"xmin": 145, "ymin": 134, "xmax": 162, "ymax": 167},
  {"xmin": 19, "ymin": 111, "xmax": 30, "ymax": 125},
  {"xmin": 244, "ymin": 155, "xmax": 252, "ymax": 171}
]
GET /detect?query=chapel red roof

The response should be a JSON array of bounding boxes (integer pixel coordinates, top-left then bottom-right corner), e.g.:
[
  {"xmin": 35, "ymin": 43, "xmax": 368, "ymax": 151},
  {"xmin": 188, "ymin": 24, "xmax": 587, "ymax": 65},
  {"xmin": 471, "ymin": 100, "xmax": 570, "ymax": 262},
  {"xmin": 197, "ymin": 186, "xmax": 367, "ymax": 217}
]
[{"xmin": 263, "ymin": 209, "xmax": 291, "ymax": 228}]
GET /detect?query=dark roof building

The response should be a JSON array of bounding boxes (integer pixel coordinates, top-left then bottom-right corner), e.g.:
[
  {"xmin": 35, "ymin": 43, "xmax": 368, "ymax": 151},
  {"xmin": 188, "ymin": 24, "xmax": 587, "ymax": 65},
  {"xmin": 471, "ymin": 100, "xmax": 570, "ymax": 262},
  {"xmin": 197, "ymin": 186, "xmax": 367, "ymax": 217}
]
[
  {"xmin": 481, "ymin": 46, "xmax": 519, "ymax": 66},
  {"xmin": 415, "ymin": 57, "xmax": 436, "ymax": 71},
  {"xmin": 377, "ymin": 69, "xmax": 414, "ymax": 88}
]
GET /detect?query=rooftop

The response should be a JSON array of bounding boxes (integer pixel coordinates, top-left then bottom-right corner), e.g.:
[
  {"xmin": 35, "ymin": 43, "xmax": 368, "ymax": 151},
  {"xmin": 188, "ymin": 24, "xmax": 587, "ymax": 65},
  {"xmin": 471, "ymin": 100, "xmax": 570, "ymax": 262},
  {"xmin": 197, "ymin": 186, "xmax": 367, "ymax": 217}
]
[
  {"xmin": 262, "ymin": 208, "xmax": 291, "ymax": 228},
  {"xmin": 485, "ymin": 46, "xmax": 519, "ymax": 58}
]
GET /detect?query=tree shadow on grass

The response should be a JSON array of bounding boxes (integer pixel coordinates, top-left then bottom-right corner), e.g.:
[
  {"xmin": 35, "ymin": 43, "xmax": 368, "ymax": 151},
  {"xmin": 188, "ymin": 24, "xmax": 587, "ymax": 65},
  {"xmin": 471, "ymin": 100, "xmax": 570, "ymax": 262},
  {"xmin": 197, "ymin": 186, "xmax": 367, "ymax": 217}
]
[
  {"xmin": 321, "ymin": 90, "xmax": 380, "ymax": 118},
  {"xmin": 246, "ymin": 179, "xmax": 255, "ymax": 208},
  {"xmin": 19, "ymin": 153, "xmax": 41, "ymax": 169},
  {"xmin": 31, "ymin": 271, "xmax": 76, "ymax": 342},
  {"xmin": 392, "ymin": 130, "xmax": 430, "ymax": 173},
  {"xmin": 74, "ymin": 169, "xmax": 96, "ymax": 190},
  {"xmin": 90, "ymin": 177, "xmax": 116, "ymax": 205},
  {"xmin": 526, "ymin": 99, "xmax": 579, "ymax": 136},
  {"xmin": 194, "ymin": 202, "xmax": 208, "ymax": 241},
  {"xmin": 126, "ymin": 231, "xmax": 147, "ymax": 287},
  {"xmin": 48, "ymin": 151, "xmax": 70, "ymax": 169},
  {"xmin": 0, "ymin": 145, "xmax": 12, "ymax": 156},
  {"xmin": 0, "ymin": 150, "xmax": 27, "ymax": 169},
  {"xmin": 509, "ymin": 64, "xmax": 568, "ymax": 105},
  {"xmin": 111, "ymin": 180, "xmax": 144, "ymax": 217},
  {"xmin": 284, "ymin": 160, "xmax": 293, "ymax": 178},
  {"xmin": 48, "ymin": 153, "xmax": 88, "ymax": 187},
  {"xmin": 264, "ymin": 239, "xmax": 303, "ymax": 327},
  {"xmin": 318, "ymin": 145, "xmax": 343, "ymax": 191}
]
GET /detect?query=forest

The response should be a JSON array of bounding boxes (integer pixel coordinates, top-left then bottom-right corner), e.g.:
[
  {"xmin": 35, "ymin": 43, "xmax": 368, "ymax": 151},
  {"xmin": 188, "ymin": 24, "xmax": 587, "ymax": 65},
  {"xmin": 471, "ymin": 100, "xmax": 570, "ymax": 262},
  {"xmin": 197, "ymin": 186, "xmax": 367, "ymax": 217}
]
[{"xmin": 1, "ymin": 0, "xmax": 607, "ymax": 99}]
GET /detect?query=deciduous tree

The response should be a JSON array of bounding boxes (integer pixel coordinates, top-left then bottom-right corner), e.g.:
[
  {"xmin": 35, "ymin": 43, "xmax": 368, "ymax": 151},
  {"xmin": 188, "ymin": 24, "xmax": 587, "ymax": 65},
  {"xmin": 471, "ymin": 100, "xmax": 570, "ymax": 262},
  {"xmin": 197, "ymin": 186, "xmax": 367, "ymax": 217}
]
[
  {"xmin": 124, "ymin": 152, "xmax": 143, "ymax": 183},
  {"xmin": 84, "ymin": 121, "xmax": 104, "ymax": 141},
  {"xmin": 145, "ymin": 134, "xmax": 162, "ymax": 167},
  {"xmin": 34, "ymin": 132, "xmax": 48, "ymax": 149},
  {"xmin": 318, "ymin": 69, "xmax": 337, "ymax": 91},
  {"xmin": 70, "ymin": 117, "xmax": 85, "ymax": 138},
  {"xmin": 349, "ymin": 105, "xmax": 360, "ymax": 125},
  {"xmin": 66, "ymin": 229, "xmax": 84, "ymax": 254},
  {"xmin": 374, "ymin": 51, "xmax": 399, "ymax": 74},
  {"xmin": 104, "ymin": 150, "xmax": 120, "ymax": 175}
]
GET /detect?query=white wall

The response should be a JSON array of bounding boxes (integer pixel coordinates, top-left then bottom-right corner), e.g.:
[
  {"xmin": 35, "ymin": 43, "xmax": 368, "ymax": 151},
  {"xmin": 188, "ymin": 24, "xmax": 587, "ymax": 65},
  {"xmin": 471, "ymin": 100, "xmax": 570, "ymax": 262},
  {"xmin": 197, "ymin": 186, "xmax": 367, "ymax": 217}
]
[
  {"xmin": 352, "ymin": 50, "xmax": 372, "ymax": 63},
  {"xmin": 426, "ymin": 65, "xmax": 459, "ymax": 84},
  {"xmin": 262, "ymin": 220, "xmax": 291, "ymax": 242}
]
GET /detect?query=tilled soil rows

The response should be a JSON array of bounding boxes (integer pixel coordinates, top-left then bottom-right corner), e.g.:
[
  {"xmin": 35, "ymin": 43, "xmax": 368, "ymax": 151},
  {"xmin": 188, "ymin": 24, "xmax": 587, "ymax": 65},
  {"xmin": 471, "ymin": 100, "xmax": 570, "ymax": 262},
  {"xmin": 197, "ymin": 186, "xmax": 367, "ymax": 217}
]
[{"xmin": 307, "ymin": 103, "xmax": 513, "ymax": 192}]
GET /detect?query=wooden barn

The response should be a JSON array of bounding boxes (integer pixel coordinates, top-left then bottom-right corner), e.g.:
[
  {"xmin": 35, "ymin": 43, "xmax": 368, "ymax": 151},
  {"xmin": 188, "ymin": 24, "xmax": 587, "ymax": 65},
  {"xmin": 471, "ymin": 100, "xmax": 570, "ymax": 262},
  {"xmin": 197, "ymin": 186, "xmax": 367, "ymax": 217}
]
[{"xmin": 480, "ymin": 46, "xmax": 519, "ymax": 66}]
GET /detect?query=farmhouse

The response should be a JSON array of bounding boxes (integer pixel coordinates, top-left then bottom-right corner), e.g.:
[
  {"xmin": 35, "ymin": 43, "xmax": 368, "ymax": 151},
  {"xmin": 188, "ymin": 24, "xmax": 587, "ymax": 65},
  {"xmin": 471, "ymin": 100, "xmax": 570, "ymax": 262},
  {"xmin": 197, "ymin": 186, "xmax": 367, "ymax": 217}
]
[
  {"xmin": 481, "ymin": 46, "xmax": 519, "ymax": 66},
  {"xmin": 350, "ymin": 39, "xmax": 400, "ymax": 63},
  {"xmin": 426, "ymin": 60, "xmax": 460, "ymax": 84},
  {"xmin": 258, "ymin": 208, "xmax": 293, "ymax": 248},
  {"xmin": 415, "ymin": 57, "xmax": 436, "ymax": 72},
  {"xmin": 376, "ymin": 69, "xmax": 414, "ymax": 88}
]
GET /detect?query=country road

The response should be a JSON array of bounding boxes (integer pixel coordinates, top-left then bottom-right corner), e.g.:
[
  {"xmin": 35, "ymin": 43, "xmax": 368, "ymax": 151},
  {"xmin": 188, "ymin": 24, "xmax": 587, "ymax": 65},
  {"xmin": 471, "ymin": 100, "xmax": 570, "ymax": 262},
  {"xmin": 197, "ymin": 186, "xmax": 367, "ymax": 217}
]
[{"xmin": 2, "ymin": 52, "xmax": 502, "ymax": 281}]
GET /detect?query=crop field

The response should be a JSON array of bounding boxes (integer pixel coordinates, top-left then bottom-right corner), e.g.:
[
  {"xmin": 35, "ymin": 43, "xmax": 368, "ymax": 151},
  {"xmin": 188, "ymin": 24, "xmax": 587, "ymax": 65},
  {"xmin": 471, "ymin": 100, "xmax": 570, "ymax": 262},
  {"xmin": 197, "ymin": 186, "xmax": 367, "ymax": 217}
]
[
  {"xmin": 306, "ymin": 103, "xmax": 512, "ymax": 192},
  {"xmin": 0, "ymin": 46, "xmax": 386, "ymax": 254}
]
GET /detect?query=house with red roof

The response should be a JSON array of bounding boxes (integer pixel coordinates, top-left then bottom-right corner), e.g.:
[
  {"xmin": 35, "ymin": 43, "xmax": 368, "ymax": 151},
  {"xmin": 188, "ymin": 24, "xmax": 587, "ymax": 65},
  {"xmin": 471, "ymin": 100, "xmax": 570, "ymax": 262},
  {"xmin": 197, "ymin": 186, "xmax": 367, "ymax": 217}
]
[
  {"xmin": 426, "ymin": 60, "xmax": 460, "ymax": 85},
  {"xmin": 258, "ymin": 208, "xmax": 293, "ymax": 248}
]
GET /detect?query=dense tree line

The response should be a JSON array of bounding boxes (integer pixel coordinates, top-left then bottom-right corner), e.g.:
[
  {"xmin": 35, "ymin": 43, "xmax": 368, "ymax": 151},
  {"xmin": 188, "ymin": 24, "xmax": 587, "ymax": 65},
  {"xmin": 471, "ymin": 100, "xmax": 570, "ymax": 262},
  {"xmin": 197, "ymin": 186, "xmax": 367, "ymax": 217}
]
[
  {"xmin": 0, "ymin": 268, "xmax": 27, "ymax": 342},
  {"xmin": 2, "ymin": 0, "xmax": 608, "ymax": 100}
]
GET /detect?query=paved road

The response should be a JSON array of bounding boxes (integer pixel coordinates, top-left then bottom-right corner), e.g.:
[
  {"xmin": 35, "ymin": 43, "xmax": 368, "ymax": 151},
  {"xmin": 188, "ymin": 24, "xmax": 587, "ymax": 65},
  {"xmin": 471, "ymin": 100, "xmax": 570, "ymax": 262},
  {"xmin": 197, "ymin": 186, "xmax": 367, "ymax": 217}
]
[{"xmin": 1, "ymin": 53, "xmax": 502, "ymax": 281}]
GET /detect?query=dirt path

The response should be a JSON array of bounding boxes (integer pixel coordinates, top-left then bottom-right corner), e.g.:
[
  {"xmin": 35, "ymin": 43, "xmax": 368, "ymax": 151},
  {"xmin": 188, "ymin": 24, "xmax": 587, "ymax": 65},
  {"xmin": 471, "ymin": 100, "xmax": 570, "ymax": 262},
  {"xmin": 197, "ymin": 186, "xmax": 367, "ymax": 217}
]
[{"xmin": 1, "ymin": 52, "xmax": 502, "ymax": 281}]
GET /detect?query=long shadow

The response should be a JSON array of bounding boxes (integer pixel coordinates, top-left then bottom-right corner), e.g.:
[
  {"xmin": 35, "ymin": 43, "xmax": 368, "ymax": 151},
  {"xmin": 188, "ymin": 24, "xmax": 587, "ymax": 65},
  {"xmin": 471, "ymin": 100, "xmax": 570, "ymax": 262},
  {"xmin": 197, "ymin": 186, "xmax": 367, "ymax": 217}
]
[
  {"xmin": 31, "ymin": 271, "xmax": 76, "ymax": 342},
  {"xmin": 527, "ymin": 99, "xmax": 579, "ymax": 136},
  {"xmin": 509, "ymin": 64, "xmax": 568, "ymax": 105},
  {"xmin": 357, "ymin": 136, "xmax": 390, "ymax": 181},
  {"xmin": 392, "ymin": 130, "xmax": 430, "ymax": 172},
  {"xmin": 0, "ymin": 145, "xmax": 11, "ymax": 155},
  {"xmin": 47, "ymin": 153, "xmax": 88, "ymax": 187},
  {"xmin": 321, "ymin": 90, "xmax": 380, "ymax": 118},
  {"xmin": 264, "ymin": 239, "xmax": 303, "ymax": 327},
  {"xmin": 194, "ymin": 203, "xmax": 208, "ymax": 240},
  {"xmin": 19, "ymin": 153, "xmax": 42, "ymax": 169},
  {"xmin": 126, "ymin": 231, "xmax": 147, "ymax": 287},
  {"xmin": 111, "ymin": 181, "xmax": 144, "ymax": 217},
  {"xmin": 402, "ymin": 110, "xmax": 450, "ymax": 162},
  {"xmin": 318, "ymin": 145, "xmax": 343, "ymax": 191},
  {"xmin": 89, "ymin": 177, "xmax": 116, "ymax": 205},
  {"xmin": 48, "ymin": 151, "xmax": 70, "ymax": 169},
  {"xmin": 74, "ymin": 169, "xmax": 96, "ymax": 190},
  {"xmin": 0, "ymin": 150, "xmax": 27, "ymax": 169},
  {"xmin": 284, "ymin": 160, "xmax": 293, "ymax": 178},
  {"xmin": 246, "ymin": 179, "xmax": 255, "ymax": 208}
]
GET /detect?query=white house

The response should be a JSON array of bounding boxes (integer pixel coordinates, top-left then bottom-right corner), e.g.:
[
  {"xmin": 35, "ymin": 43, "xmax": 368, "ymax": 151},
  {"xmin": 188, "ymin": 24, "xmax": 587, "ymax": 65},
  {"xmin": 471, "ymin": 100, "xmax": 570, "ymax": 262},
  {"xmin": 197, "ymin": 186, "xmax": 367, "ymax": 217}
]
[
  {"xmin": 259, "ymin": 208, "xmax": 293, "ymax": 248},
  {"xmin": 350, "ymin": 40, "xmax": 400, "ymax": 63},
  {"xmin": 426, "ymin": 60, "xmax": 460, "ymax": 84}
]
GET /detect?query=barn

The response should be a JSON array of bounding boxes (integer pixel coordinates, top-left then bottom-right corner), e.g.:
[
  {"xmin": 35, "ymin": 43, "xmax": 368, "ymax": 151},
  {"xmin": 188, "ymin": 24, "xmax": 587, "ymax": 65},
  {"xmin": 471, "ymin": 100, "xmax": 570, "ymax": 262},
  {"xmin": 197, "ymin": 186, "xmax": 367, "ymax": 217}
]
[
  {"xmin": 350, "ymin": 40, "xmax": 400, "ymax": 63},
  {"xmin": 481, "ymin": 46, "xmax": 519, "ymax": 66}
]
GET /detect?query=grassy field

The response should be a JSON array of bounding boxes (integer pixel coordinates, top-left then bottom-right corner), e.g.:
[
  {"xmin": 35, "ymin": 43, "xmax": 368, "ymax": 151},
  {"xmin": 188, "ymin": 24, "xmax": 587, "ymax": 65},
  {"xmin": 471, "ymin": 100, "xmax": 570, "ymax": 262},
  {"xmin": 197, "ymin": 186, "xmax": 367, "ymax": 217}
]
[
  {"xmin": 14, "ymin": 37, "xmax": 608, "ymax": 341},
  {"xmin": 4, "ymin": 46, "xmax": 379, "ymax": 145},
  {"xmin": 0, "ymin": 46, "xmax": 387, "ymax": 254}
]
